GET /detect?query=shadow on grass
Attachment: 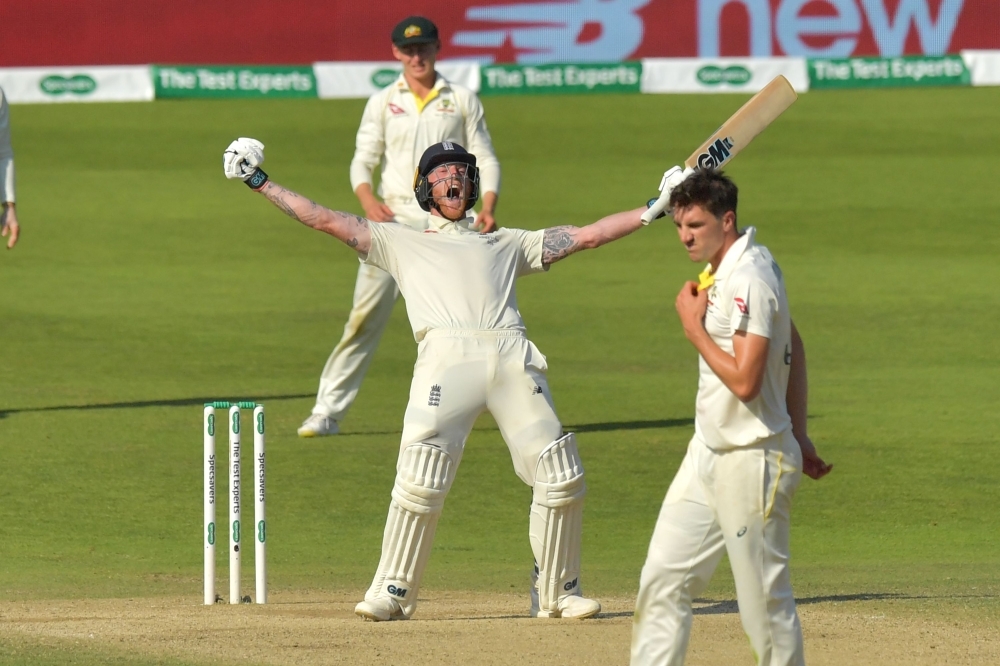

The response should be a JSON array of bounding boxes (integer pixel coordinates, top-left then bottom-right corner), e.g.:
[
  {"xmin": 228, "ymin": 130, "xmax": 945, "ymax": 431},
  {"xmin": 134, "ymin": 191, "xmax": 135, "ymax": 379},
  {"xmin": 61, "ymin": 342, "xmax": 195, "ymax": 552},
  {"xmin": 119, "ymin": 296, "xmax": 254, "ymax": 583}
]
[
  {"xmin": 0, "ymin": 393, "xmax": 314, "ymax": 419},
  {"xmin": 595, "ymin": 591, "xmax": 999, "ymax": 619},
  {"xmin": 0, "ymin": 396, "xmax": 694, "ymax": 435},
  {"xmin": 336, "ymin": 418, "xmax": 695, "ymax": 437}
]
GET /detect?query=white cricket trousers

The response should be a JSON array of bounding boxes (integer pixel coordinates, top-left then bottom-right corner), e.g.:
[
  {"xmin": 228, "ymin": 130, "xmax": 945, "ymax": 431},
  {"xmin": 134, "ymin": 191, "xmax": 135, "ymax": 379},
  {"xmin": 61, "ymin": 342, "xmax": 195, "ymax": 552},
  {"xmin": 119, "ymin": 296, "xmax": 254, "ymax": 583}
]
[
  {"xmin": 362, "ymin": 329, "xmax": 569, "ymax": 615},
  {"xmin": 400, "ymin": 329, "xmax": 562, "ymax": 481},
  {"xmin": 631, "ymin": 430, "xmax": 804, "ymax": 666},
  {"xmin": 312, "ymin": 200, "xmax": 428, "ymax": 420}
]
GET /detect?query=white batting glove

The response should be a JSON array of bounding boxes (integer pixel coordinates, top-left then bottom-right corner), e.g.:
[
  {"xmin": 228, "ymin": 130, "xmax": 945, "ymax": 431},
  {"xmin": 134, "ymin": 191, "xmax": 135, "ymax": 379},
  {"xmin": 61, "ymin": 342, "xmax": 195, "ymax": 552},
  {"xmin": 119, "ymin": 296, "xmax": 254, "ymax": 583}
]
[
  {"xmin": 641, "ymin": 166, "xmax": 694, "ymax": 225},
  {"xmin": 223, "ymin": 137, "xmax": 266, "ymax": 179}
]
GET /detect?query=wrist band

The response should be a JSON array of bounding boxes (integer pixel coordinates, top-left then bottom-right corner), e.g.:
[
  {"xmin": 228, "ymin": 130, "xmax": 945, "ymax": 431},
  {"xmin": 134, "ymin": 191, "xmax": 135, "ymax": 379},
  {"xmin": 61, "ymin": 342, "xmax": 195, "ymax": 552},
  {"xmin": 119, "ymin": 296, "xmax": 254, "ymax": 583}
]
[{"xmin": 246, "ymin": 168, "xmax": 269, "ymax": 191}]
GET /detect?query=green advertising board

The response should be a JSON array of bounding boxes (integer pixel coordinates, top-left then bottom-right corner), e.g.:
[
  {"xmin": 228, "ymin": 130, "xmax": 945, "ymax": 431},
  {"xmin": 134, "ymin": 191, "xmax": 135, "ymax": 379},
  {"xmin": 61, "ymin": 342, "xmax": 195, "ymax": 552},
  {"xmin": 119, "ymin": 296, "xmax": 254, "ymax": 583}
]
[
  {"xmin": 480, "ymin": 62, "xmax": 642, "ymax": 96},
  {"xmin": 153, "ymin": 66, "xmax": 317, "ymax": 99},
  {"xmin": 808, "ymin": 56, "xmax": 971, "ymax": 90}
]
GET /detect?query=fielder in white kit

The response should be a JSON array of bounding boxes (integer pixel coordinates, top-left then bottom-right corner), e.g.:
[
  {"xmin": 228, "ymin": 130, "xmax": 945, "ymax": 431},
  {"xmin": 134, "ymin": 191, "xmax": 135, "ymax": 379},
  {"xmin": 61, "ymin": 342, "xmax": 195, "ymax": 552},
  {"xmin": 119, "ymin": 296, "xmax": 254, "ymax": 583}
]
[
  {"xmin": 223, "ymin": 137, "xmax": 689, "ymax": 621},
  {"xmin": 0, "ymin": 87, "xmax": 21, "ymax": 250},
  {"xmin": 631, "ymin": 170, "xmax": 832, "ymax": 665},
  {"xmin": 298, "ymin": 15, "xmax": 501, "ymax": 437}
]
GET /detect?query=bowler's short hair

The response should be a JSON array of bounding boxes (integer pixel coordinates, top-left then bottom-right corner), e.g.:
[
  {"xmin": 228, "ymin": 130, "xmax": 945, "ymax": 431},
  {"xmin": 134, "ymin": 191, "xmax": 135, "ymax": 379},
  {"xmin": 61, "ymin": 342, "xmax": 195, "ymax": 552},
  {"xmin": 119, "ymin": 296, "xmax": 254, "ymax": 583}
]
[{"xmin": 669, "ymin": 169, "xmax": 738, "ymax": 221}]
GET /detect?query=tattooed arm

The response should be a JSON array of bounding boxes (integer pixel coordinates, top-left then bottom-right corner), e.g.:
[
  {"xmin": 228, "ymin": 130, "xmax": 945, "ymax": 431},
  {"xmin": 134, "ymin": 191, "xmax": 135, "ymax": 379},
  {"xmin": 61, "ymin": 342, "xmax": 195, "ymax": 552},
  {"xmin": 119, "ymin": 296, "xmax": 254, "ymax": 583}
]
[
  {"xmin": 259, "ymin": 181, "xmax": 371, "ymax": 253},
  {"xmin": 541, "ymin": 207, "xmax": 646, "ymax": 266}
]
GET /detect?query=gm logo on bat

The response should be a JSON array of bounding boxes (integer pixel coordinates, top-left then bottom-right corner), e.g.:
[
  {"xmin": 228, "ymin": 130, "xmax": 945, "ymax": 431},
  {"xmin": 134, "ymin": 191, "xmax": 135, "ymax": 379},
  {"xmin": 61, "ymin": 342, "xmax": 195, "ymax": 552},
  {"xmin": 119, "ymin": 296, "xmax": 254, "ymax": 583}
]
[{"xmin": 696, "ymin": 137, "xmax": 736, "ymax": 169}]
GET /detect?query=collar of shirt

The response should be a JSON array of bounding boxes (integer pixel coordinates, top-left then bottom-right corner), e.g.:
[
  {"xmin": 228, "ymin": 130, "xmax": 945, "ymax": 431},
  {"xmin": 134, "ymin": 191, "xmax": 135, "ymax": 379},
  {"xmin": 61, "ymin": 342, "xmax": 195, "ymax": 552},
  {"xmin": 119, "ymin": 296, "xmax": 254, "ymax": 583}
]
[
  {"xmin": 393, "ymin": 71, "xmax": 450, "ymax": 113},
  {"xmin": 426, "ymin": 214, "xmax": 477, "ymax": 235},
  {"xmin": 711, "ymin": 226, "xmax": 757, "ymax": 283}
]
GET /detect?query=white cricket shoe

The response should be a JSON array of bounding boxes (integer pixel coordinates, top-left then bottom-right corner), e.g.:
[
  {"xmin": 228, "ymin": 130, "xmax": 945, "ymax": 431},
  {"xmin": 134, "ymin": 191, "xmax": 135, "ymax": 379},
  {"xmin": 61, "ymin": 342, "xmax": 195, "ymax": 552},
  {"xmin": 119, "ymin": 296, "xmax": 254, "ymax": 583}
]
[
  {"xmin": 530, "ymin": 570, "xmax": 601, "ymax": 619},
  {"xmin": 297, "ymin": 414, "xmax": 339, "ymax": 437},
  {"xmin": 355, "ymin": 597, "xmax": 406, "ymax": 622},
  {"xmin": 531, "ymin": 594, "xmax": 601, "ymax": 619}
]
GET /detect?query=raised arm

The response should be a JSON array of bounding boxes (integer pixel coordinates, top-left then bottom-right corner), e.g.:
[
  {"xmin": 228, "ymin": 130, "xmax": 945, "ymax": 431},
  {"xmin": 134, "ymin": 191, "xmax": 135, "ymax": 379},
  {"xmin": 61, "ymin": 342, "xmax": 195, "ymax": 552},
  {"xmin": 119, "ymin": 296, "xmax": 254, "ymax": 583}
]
[
  {"xmin": 223, "ymin": 137, "xmax": 371, "ymax": 253},
  {"xmin": 541, "ymin": 207, "xmax": 645, "ymax": 265},
  {"xmin": 539, "ymin": 165, "xmax": 695, "ymax": 266},
  {"xmin": 258, "ymin": 181, "xmax": 371, "ymax": 253}
]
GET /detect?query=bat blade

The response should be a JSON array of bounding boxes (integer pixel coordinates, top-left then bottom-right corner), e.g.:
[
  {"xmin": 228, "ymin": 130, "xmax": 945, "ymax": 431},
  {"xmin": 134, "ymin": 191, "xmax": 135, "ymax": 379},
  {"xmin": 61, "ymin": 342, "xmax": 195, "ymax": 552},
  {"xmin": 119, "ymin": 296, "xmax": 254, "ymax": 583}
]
[{"xmin": 684, "ymin": 75, "xmax": 798, "ymax": 171}]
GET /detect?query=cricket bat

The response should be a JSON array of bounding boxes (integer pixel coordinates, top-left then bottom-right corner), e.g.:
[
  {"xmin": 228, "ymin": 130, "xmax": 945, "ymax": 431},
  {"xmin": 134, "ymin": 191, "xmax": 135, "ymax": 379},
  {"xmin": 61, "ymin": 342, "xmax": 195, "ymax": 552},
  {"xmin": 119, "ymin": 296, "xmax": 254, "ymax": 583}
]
[
  {"xmin": 641, "ymin": 75, "xmax": 798, "ymax": 225},
  {"xmin": 684, "ymin": 75, "xmax": 798, "ymax": 171}
]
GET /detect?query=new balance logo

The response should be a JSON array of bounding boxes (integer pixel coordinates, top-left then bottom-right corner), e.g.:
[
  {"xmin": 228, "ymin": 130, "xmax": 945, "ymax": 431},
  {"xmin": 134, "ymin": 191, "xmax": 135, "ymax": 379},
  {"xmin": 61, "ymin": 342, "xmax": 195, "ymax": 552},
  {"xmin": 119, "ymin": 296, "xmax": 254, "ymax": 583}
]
[
  {"xmin": 428, "ymin": 384, "xmax": 442, "ymax": 407},
  {"xmin": 531, "ymin": 386, "xmax": 543, "ymax": 395}
]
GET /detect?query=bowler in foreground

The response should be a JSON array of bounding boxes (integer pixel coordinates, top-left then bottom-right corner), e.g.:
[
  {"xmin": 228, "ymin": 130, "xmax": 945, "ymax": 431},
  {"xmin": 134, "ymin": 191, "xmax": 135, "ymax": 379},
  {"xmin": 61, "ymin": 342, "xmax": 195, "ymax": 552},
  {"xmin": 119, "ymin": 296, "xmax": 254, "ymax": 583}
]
[{"xmin": 631, "ymin": 170, "xmax": 831, "ymax": 665}]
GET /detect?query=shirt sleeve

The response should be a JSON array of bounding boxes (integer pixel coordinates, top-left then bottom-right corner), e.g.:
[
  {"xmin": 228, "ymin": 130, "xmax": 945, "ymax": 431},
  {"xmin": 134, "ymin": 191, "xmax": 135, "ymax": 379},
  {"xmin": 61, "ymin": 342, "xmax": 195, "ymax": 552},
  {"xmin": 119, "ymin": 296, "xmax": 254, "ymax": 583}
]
[
  {"xmin": 509, "ymin": 229, "xmax": 547, "ymax": 276},
  {"xmin": 349, "ymin": 92, "xmax": 386, "ymax": 193},
  {"xmin": 360, "ymin": 222, "xmax": 401, "ymax": 275},
  {"xmin": 727, "ymin": 269, "xmax": 778, "ymax": 339},
  {"xmin": 0, "ymin": 89, "xmax": 14, "ymax": 203},
  {"xmin": 459, "ymin": 89, "xmax": 501, "ymax": 196}
]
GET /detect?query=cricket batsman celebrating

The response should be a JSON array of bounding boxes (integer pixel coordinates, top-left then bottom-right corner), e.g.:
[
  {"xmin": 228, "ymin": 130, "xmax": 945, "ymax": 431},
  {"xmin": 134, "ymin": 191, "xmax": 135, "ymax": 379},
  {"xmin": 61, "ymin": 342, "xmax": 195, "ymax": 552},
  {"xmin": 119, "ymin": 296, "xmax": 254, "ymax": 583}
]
[
  {"xmin": 222, "ymin": 137, "xmax": 690, "ymax": 621},
  {"xmin": 297, "ymin": 15, "xmax": 501, "ymax": 437},
  {"xmin": 630, "ymin": 170, "xmax": 832, "ymax": 665}
]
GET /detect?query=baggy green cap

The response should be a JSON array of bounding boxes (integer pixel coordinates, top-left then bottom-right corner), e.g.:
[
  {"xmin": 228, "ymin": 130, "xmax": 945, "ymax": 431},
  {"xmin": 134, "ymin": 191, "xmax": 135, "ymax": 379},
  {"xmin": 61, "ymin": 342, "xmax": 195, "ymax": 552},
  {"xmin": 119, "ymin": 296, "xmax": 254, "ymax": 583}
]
[{"xmin": 391, "ymin": 16, "xmax": 439, "ymax": 46}]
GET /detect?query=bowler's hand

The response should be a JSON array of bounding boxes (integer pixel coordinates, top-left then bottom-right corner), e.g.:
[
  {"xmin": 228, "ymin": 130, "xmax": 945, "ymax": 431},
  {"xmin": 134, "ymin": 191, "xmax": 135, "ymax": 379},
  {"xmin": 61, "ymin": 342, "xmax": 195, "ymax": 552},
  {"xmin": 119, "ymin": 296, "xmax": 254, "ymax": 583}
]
[
  {"xmin": 1, "ymin": 205, "xmax": 18, "ymax": 250},
  {"xmin": 474, "ymin": 210, "xmax": 496, "ymax": 233},
  {"xmin": 675, "ymin": 280, "xmax": 708, "ymax": 338},
  {"xmin": 797, "ymin": 434, "xmax": 832, "ymax": 480}
]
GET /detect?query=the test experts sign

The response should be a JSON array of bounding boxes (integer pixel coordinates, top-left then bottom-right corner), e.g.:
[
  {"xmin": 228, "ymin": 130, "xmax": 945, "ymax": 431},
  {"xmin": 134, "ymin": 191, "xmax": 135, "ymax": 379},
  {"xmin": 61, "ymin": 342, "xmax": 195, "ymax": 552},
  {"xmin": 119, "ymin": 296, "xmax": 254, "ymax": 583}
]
[{"xmin": 153, "ymin": 66, "xmax": 316, "ymax": 98}]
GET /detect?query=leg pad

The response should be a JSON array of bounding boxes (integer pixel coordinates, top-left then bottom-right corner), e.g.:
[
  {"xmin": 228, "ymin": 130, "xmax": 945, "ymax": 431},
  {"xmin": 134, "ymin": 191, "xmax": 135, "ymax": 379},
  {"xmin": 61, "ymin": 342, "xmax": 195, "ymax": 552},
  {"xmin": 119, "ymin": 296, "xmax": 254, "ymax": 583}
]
[
  {"xmin": 530, "ymin": 433, "xmax": 587, "ymax": 616},
  {"xmin": 365, "ymin": 444, "xmax": 455, "ymax": 618}
]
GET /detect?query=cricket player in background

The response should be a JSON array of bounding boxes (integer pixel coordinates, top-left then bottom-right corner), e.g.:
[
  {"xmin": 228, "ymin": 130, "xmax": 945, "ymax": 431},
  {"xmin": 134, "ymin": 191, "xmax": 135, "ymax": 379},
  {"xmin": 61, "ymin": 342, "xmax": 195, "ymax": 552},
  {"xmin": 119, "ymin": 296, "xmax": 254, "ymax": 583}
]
[
  {"xmin": 0, "ymin": 87, "xmax": 20, "ymax": 250},
  {"xmin": 297, "ymin": 15, "xmax": 501, "ymax": 437},
  {"xmin": 223, "ymin": 137, "xmax": 691, "ymax": 621},
  {"xmin": 630, "ymin": 170, "xmax": 832, "ymax": 665}
]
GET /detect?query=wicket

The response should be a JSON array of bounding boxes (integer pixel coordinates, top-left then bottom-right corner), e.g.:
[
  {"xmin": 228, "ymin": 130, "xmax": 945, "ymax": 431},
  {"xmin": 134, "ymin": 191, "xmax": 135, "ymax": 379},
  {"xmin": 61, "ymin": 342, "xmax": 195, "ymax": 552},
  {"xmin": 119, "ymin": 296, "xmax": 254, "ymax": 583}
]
[{"xmin": 203, "ymin": 401, "xmax": 266, "ymax": 605}]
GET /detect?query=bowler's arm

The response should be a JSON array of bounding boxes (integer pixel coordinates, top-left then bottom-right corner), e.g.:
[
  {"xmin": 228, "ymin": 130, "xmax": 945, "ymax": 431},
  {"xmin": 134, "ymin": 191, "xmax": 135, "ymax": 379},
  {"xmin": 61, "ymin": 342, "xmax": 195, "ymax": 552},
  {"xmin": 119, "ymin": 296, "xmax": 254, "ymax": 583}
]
[
  {"xmin": 693, "ymin": 327, "xmax": 769, "ymax": 402},
  {"xmin": 258, "ymin": 182, "xmax": 371, "ymax": 254},
  {"xmin": 786, "ymin": 321, "xmax": 832, "ymax": 479},
  {"xmin": 540, "ymin": 207, "xmax": 645, "ymax": 265},
  {"xmin": 674, "ymin": 281, "xmax": 768, "ymax": 401}
]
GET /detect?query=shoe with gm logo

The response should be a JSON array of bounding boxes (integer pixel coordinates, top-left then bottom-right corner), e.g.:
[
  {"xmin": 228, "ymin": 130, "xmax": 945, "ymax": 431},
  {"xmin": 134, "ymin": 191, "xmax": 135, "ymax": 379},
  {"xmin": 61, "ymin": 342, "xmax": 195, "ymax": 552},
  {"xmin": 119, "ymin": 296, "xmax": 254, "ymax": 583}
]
[{"xmin": 355, "ymin": 596, "xmax": 406, "ymax": 622}]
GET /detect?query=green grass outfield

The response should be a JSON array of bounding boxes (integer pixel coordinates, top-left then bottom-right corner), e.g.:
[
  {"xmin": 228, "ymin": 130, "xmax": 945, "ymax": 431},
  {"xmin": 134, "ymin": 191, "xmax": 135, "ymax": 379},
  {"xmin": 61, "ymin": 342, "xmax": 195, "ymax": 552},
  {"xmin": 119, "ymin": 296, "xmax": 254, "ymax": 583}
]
[{"xmin": 0, "ymin": 86, "xmax": 997, "ymax": 642}]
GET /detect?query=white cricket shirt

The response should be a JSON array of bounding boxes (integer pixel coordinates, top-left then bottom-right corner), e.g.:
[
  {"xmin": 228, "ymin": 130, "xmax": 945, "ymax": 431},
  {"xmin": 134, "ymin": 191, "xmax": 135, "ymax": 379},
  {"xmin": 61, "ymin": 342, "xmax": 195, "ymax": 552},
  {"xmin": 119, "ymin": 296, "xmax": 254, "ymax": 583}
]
[
  {"xmin": 695, "ymin": 227, "xmax": 793, "ymax": 450},
  {"xmin": 361, "ymin": 220, "xmax": 545, "ymax": 341},
  {"xmin": 349, "ymin": 72, "xmax": 500, "ymax": 209},
  {"xmin": 0, "ymin": 88, "xmax": 14, "ymax": 203}
]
